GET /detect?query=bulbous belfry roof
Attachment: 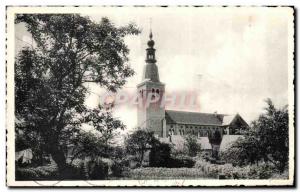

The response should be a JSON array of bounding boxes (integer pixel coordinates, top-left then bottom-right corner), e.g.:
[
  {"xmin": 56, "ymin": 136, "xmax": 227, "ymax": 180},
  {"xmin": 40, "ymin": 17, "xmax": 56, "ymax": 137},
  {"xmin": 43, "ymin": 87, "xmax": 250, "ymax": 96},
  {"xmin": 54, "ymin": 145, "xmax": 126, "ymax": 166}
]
[
  {"xmin": 142, "ymin": 31, "xmax": 160, "ymax": 82},
  {"xmin": 147, "ymin": 39, "xmax": 155, "ymax": 47}
]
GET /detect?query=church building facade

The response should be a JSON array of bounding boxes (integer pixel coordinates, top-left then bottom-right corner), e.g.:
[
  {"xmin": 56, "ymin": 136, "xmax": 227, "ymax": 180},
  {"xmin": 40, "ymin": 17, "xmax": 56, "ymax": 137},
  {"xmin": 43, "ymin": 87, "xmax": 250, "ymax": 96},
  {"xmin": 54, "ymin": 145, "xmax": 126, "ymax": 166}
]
[{"xmin": 137, "ymin": 32, "xmax": 249, "ymax": 150}]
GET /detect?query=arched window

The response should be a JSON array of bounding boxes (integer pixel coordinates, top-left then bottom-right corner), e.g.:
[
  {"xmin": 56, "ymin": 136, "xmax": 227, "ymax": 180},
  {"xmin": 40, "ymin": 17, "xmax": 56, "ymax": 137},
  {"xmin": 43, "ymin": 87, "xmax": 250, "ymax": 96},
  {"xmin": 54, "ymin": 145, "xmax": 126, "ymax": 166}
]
[
  {"xmin": 150, "ymin": 88, "xmax": 155, "ymax": 99},
  {"xmin": 156, "ymin": 89, "xmax": 160, "ymax": 94}
]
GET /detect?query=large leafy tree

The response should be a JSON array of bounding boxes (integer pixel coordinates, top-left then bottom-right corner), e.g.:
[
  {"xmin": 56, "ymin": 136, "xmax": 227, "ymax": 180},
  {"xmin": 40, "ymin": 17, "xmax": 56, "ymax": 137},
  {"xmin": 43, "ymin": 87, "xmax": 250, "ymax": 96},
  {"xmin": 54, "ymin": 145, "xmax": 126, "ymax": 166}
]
[
  {"xmin": 222, "ymin": 99, "xmax": 289, "ymax": 172},
  {"xmin": 15, "ymin": 14, "xmax": 140, "ymax": 174},
  {"xmin": 252, "ymin": 99, "xmax": 289, "ymax": 172},
  {"xmin": 125, "ymin": 129, "xmax": 159, "ymax": 166}
]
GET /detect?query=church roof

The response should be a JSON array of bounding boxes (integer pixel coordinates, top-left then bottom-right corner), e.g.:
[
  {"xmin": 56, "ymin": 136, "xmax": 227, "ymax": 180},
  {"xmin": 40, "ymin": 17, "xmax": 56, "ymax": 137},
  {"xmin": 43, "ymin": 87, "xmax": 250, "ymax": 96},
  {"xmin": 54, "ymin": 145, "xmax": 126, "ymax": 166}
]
[
  {"xmin": 221, "ymin": 115, "xmax": 236, "ymax": 126},
  {"xmin": 165, "ymin": 110, "xmax": 225, "ymax": 125}
]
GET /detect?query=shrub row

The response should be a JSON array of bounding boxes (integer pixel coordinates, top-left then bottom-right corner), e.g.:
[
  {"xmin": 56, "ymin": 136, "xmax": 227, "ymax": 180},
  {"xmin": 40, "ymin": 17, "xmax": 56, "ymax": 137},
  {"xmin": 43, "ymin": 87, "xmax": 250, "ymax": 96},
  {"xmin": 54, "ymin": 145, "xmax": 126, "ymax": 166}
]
[
  {"xmin": 194, "ymin": 159, "xmax": 282, "ymax": 179},
  {"xmin": 72, "ymin": 157, "xmax": 125, "ymax": 179},
  {"xmin": 123, "ymin": 167, "xmax": 206, "ymax": 179},
  {"xmin": 16, "ymin": 157, "xmax": 126, "ymax": 180},
  {"xmin": 16, "ymin": 163, "xmax": 58, "ymax": 180}
]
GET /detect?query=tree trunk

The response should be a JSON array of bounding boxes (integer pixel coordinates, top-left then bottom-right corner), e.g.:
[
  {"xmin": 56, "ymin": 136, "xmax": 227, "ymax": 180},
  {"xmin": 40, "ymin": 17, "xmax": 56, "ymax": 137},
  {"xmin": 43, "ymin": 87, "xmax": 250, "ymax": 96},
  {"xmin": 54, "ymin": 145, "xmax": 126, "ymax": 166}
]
[
  {"xmin": 49, "ymin": 146, "xmax": 68, "ymax": 176},
  {"xmin": 140, "ymin": 149, "xmax": 144, "ymax": 167},
  {"xmin": 46, "ymin": 135, "xmax": 68, "ymax": 178}
]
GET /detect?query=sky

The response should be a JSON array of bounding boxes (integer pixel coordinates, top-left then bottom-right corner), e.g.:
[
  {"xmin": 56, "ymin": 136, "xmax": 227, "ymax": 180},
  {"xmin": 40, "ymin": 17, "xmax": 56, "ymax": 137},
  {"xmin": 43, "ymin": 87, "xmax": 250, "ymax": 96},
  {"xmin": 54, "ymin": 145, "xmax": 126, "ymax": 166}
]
[{"xmin": 15, "ymin": 7, "xmax": 293, "ymax": 132}]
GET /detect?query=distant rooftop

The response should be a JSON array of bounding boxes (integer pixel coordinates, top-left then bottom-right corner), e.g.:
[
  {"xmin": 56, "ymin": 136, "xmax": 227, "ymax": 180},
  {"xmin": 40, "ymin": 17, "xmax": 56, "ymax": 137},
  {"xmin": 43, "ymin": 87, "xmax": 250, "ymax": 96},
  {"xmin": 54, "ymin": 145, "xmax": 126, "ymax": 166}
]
[{"xmin": 165, "ymin": 110, "xmax": 235, "ymax": 126}]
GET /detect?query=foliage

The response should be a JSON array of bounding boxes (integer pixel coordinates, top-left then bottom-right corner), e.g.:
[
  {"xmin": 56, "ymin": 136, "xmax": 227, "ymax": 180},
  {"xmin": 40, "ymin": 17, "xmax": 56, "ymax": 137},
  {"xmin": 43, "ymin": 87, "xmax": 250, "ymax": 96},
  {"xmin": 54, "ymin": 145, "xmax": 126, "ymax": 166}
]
[
  {"xmin": 194, "ymin": 159, "xmax": 286, "ymax": 179},
  {"xmin": 253, "ymin": 98, "xmax": 289, "ymax": 172},
  {"xmin": 16, "ymin": 163, "xmax": 58, "ymax": 180},
  {"xmin": 86, "ymin": 158, "xmax": 109, "ymax": 180},
  {"xmin": 111, "ymin": 160, "xmax": 126, "ymax": 177},
  {"xmin": 125, "ymin": 129, "xmax": 160, "ymax": 166},
  {"xmin": 208, "ymin": 130, "xmax": 222, "ymax": 145},
  {"xmin": 149, "ymin": 142, "xmax": 171, "ymax": 167},
  {"xmin": 73, "ymin": 157, "xmax": 121, "ymax": 179},
  {"xmin": 69, "ymin": 131, "xmax": 107, "ymax": 163},
  {"xmin": 15, "ymin": 14, "xmax": 140, "ymax": 174},
  {"xmin": 221, "ymin": 99, "xmax": 289, "ymax": 172},
  {"xmin": 70, "ymin": 157, "xmax": 109, "ymax": 179},
  {"xmin": 123, "ymin": 167, "xmax": 206, "ymax": 179},
  {"xmin": 184, "ymin": 134, "xmax": 201, "ymax": 157},
  {"xmin": 247, "ymin": 163, "xmax": 274, "ymax": 179},
  {"xmin": 168, "ymin": 156, "xmax": 195, "ymax": 168},
  {"xmin": 220, "ymin": 136, "xmax": 261, "ymax": 166},
  {"xmin": 110, "ymin": 146, "xmax": 126, "ymax": 160}
]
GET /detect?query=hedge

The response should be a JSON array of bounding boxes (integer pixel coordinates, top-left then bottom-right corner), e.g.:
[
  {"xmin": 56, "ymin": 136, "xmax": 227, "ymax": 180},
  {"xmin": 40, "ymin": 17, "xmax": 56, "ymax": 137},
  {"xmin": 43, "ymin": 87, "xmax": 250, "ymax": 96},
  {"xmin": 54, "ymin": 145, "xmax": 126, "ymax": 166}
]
[
  {"xmin": 194, "ymin": 159, "xmax": 286, "ymax": 179},
  {"xmin": 123, "ymin": 167, "xmax": 207, "ymax": 179}
]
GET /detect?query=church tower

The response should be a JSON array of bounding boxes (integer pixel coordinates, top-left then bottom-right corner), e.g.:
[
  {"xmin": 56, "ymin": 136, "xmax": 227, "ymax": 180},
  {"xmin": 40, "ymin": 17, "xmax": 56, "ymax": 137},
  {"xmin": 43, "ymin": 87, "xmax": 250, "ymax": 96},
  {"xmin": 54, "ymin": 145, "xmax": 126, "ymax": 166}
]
[{"xmin": 137, "ymin": 31, "xmax": 166, "ymax": 137}]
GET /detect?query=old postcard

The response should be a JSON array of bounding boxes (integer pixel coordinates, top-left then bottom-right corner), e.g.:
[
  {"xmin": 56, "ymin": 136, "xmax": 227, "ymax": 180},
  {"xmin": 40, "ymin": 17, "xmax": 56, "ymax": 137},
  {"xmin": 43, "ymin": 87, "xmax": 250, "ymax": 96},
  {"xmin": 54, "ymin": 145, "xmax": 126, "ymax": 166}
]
[{"xmin": 6, "ymin": 6, "xmax": 295, "ymax": 187}]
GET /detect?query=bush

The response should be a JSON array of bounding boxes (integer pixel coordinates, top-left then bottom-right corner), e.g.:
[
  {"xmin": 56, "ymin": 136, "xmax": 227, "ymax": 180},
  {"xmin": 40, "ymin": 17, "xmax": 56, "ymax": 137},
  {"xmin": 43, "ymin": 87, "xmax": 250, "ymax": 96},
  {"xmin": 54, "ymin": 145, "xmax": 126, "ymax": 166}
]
[
  {"xmin": 70, "ymin": 157, "xmax": 109, "ymax": 180},
  {"xmin": 16, "ymin": 163, "xmax": 58, "ymax": 180},
  {"xmin": 120, "ymin": 155, "xmax": 141, "ymax": 169},
  {"xmin": 271, "ymin": 169, "xmax": 289, "ymax": 179},
  {"xmin": 86, "ymin": 158, "xmax": 108, "ymax": 180},
  {"xmin": 184, "ymin": 134, "xmax": 201, "ymax": 157},
  {"xmin": 194, "ymin": 159, "xmax": 280, "ymax": 179},
  {"xmin": 17, "ymin": 157, "xmax": 124, "ymax": 180},
  {"xmin": 111, "ymin": 160, "xmax": 125, "ymax": 177},
  {"xmin": 167, "ymin": 155, "xmax": 195, "ymax": 168},
  {"xmin": 124, "ymin": 167, "xmax": 206, "ymax": 179},
  {"xmin": 247, "ymin": 163, "xmax": 274, "ymax": 179},
  {"xmin": 149, "ymin": 143, "xmax": 171, "ymax": 167}
]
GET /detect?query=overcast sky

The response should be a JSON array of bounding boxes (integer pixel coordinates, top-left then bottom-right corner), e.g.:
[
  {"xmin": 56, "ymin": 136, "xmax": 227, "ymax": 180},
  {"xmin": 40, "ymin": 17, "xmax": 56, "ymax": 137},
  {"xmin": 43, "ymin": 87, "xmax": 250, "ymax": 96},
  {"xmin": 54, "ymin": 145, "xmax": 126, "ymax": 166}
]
[{"xmin": 15, "ymin": 7, "xmax": 293, "ymax": 131}]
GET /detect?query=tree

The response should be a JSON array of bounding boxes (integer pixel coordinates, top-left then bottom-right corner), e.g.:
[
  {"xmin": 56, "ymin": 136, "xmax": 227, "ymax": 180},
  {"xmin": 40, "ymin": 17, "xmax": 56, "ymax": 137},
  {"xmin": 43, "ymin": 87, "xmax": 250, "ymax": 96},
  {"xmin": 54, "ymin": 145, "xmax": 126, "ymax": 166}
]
[
  {"xmin": 15, "ymin": 14, "xmax": 140, "ymax": 175},
  {"xmin": 252, "ymin": 98, "xmax": 289, "ymax": 172},
  {"xmin": 184, "ymin": 134, "xmax": 201, "ymax": 157},
  {"xmin": 208, "ymin": 129, "xmax": 222, "ymax": 159},
  {"xmin": 69, "ymin": 107, "xmax": 126, "ymax": 162},
  {"xmin": 221, "ymin": 135, "xmax": 261, "ymax": 166},
  {"xmin": 125, "ymin": 129, "xmax": 159, "ymax": 166},
  {"xmin": 222, "ymin": 99, "xmax": 289, "ymax": 172}
]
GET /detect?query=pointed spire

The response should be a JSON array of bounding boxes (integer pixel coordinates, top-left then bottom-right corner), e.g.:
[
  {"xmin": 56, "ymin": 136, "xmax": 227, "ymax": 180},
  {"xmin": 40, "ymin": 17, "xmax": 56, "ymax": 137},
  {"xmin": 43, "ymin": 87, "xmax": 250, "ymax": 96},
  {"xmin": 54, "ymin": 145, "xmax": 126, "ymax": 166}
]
[
  {"xmin": 147, "ymin": 23, "xmax": 155, "ymax": 48},
  {"xmin": 149, "ymin": 18, "xmax": 153, "ymax": 39}
]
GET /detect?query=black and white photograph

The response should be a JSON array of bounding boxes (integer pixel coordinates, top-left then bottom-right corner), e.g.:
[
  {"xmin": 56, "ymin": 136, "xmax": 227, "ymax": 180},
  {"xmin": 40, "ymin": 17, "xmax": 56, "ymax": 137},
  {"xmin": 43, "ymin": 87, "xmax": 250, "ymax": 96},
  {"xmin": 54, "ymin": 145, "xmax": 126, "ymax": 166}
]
[{"xmin": 5, "ymin": 6, "xmax": 295, "ymax": 187}]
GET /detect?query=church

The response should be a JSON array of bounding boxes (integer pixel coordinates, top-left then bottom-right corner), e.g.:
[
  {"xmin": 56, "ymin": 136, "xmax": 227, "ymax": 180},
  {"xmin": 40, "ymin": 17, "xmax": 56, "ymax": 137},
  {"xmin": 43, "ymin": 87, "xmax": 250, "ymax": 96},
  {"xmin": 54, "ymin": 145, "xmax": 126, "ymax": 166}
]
[{"xmin": 137, "ymin": 31, "xmax": 249, "ymax": 152}]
